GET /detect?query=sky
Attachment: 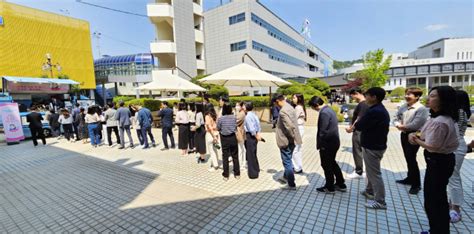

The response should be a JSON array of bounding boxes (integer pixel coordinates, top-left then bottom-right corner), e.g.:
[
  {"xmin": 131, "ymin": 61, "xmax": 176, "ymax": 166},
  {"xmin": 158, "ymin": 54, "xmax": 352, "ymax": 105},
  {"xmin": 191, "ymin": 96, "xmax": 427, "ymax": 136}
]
[{"xmin": 7, "ymin": 0, "xmax": 474, "ymax": 61}]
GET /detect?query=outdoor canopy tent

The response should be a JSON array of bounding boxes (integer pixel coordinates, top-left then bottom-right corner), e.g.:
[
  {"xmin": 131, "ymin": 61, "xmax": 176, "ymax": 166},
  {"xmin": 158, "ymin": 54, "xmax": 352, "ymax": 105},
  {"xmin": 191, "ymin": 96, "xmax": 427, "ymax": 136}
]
[
  {"xmin": 198, "ymin": 63, "xmax": 291, "ymax": 87},
  {"xmin": 135, "ymin": 73, "xmax": 206, "ymax": 92}
]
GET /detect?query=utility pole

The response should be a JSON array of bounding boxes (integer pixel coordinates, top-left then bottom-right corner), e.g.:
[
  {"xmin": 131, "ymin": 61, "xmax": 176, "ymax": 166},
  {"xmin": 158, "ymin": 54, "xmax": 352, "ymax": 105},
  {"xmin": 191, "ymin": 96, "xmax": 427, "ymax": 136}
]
[{"xmin": 93, "ymin": 31, "xmax": 102, "ymax": 58}]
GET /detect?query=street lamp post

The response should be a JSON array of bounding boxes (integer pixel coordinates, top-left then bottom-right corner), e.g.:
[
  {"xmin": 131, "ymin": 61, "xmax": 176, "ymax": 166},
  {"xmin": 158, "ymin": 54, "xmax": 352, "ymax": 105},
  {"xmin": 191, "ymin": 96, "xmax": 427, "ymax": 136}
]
[{"xmin": 42, "ymin": 53, "xmax": 62, "ymax": 78}]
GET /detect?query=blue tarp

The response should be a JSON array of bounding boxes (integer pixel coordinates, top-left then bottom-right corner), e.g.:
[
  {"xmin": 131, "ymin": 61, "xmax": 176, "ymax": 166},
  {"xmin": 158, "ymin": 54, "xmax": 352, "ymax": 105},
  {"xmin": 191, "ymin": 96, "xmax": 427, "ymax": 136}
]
[{"xmin": 2, "ymin": 76, "xmax": 80, "ymax": 85}]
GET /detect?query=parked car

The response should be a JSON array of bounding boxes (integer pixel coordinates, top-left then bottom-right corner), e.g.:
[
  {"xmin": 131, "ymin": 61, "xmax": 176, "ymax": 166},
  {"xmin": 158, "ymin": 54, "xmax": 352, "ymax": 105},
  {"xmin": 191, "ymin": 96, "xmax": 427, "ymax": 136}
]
[{"xmin": 14, "ymin": 112, "xmax": 52, "ymax": 139}]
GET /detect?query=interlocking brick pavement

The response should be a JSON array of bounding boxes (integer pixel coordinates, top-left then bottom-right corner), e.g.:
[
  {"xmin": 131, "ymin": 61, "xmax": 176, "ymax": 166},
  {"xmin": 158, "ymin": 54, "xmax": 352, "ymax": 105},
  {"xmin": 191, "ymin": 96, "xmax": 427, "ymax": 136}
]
[{"xmin": 0, "ymin": 125, "xmax": 473, "ymax": 233}]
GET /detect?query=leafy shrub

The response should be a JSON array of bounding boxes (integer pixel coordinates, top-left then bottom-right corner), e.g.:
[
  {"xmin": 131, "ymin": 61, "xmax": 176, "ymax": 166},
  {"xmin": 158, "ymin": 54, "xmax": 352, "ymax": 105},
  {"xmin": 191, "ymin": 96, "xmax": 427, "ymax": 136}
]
[
  {"xmin": 124, "ymin": 98, "xmax": 161, "ymax": 111},
  {"xmin": 390, "ymin": 98, "xmax": 402, "ymax": 103},
  {"xmin": 330, "ymin": 104, "xmax": 345, "ymax": 122},
  {"xmin": 230, "ymin": 96, "xmax": 270, "ymax": 107},
  {"xmin": 113, "ymin": 96, "xmax": 135, "ymax": 105}
]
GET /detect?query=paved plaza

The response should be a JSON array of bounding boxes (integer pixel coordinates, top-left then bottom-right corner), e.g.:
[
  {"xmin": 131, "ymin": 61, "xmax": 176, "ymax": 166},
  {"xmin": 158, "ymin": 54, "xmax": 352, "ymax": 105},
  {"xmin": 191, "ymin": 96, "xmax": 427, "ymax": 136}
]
[{"xmin": 0, "ymin": 125, "xmax": 473, "ymax": 233}]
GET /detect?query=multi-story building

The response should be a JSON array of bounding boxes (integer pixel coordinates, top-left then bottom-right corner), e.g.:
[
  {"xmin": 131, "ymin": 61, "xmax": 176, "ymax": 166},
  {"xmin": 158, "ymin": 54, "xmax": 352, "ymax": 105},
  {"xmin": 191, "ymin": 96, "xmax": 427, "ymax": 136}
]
[
  {"xmin": 147, "ymin": 0, "xmax": 205, "ymax": 80},
  {"xmin": 0, "ymin": 1, "xmax": 95, "ymax": 104},
  {"xmin": 329, "ymin": 37, "xmax": 474, "ymax": 92},
  {"xmin": 204, "ymin": 0, "xmax": 333, "ymax": 83},
  {"xmin": 384, "ymin": 37, "xmax": 474, "ymax": 91},
  {"xmin": 94, "ymin": 53, "xmax": 154, "ymax": 99}
]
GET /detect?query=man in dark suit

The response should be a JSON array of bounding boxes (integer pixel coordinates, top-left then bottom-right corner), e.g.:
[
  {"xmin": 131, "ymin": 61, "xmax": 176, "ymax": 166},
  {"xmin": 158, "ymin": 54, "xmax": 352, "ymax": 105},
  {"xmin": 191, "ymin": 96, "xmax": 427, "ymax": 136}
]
[
  {"xmin": 309, "ymin": 96, "xmax": 346, "ymax": 194},
  {"xmin": 26, "ymin": 106, "xmax": 46, "ymax": 146},
  {"xmin": 158, "ymin": 101, "xmax": 175, "ymax": 150}
]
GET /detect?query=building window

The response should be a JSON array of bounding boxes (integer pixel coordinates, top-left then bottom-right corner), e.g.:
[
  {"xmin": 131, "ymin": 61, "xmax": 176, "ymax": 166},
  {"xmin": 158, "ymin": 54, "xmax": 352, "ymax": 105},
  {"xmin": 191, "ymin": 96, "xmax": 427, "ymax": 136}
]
[
  {"xmin": 399, "ymin": 79, "xmax": 402, "ymax": 85},
  {"xmin": 229, "ymin": 13, "xmax": 245, "ymax": 25},
  {"xmin": 418, "ymin": 77, "xmax": 426, "ymax": 85},
  {"xmin": 252, "ymin": 41, "xmax": 306, "ymax": 67},
  {"xmin": 462, "ymin": 52, "xmax": 464, "ymax": 60},
  {"xmin": 230, "ymin": 41, "xmax": 246, "ymax": 52},
  {"xmin": 251, "ymin": 13, "xmax": 306, "ymax": 53},
  {"xmin": 457, "ymin": 52, "xmax": 460, "ymax": 60},
  {"xmin": 388, "ymin": 79, "xmax": 391, "ymax": 86}
]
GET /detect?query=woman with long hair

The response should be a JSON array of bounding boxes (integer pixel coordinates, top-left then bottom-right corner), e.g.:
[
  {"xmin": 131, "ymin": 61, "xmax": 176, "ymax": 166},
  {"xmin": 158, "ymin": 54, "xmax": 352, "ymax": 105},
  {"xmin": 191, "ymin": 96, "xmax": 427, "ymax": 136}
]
[
  {"xmin": 193, "ymin": 102, "xmax": 207, "ymax": 163},
  {"xmin": 176, "ymin": 102, "xmax": 190, "ymax": 155},
  {"xmin": 235, "ymin": 101, "xmax": 247, "ymax": 170},
  {"xmin": 409, "ymin": 86, "xmax": 459, "ymax": 233},
  {"xmin": 292, "ymin": 94, "xmax": 306, "ymax": 174},
  {"xmin": 447, "ymin": 90, "xmax": 471, "ymax": 223},
  {"xmin": 205, "ymin": 105, "xmax": 220, "ymax": 171},
  {"xmin": 85, "ymin": 106, "xmax": 101, "ymax": 147}
]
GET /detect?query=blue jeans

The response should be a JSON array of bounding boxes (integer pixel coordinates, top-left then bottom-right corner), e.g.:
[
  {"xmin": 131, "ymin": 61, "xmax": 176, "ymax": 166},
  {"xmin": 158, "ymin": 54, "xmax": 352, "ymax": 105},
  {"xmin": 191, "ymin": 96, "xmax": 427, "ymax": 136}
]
[
  {"xmin": 280, "ymin": 143, "xmax": 296, "ymax": 187},
  {"xmin": 141, "ymin": 126, "xmax": 155, "ymax": 148},
  {"xmin": 87, "ymin": 123, "xmax": 100, "ymax": 146}
]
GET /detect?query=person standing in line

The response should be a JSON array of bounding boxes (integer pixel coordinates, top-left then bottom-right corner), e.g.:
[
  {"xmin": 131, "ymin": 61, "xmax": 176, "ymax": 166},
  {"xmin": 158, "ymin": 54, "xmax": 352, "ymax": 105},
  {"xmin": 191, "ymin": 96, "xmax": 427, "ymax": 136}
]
[
  {"xmin": 409, "ymin": 86, "xmax": 459, "ymax": 233},
  {"xmin": 77, "ymin": 108, "xmax": 88, "ymax": 144},
  {"xmin": 235, "ymin": 101, "xmax": 247, "ymax": 171},
  {"xmin": 354, "ymin": 87, "xmax": 390, "ymax": 209},
  {"xmin": 137, "ymin": 105, "xmax": 156, "ymax": 149},
  {"xmin": 130, "ymin": 105, "xmax": 143, "ymax": 146},
  {"xmin": 244, "ymin": 102, "xmax": 262, "ymax": 179},
  {"xmin": 48, "ymin": 109, "xmax": 60, "ymax": 138},
  {"xmin": 193, "ymin": 103, "xmax": 207, "ymax": 163},
  {"xmin": 275, "ymin": 95, "xmax": 302, "ymax": 190},
  {"xmin": 58, "ymin": 109, "xmax": 74, "ymax": 142},
  {"xmin": 394, "ymin": 87, "xmax": 429, "ymax": 195},
  {"xmin": 104, "ymin": 103, "xmax": 121, "ymax": 147},
  {"xmin": 116, "ymin": 101, "xmax": 134, "ymax": 149},
  {"xmin": 345, "ymin": 88, "xmax": 370, "ymax": 179},
  {"xmin": 292, "ymin": 94, "xmax": 306, "ymax": 174},
  {"xmin": 217, "ymin": 96, "xmax": 229, "ymax": 119},
  {"xmin": 26, "ymin": 106, "xmax": 46, "ymax": 147},
  {"xmin": 203, "ymin": 95, "xmax": 214, "ymax": 110},
  {"xmin": 188, "ymin": 102, "xmax": 196, "ymax": 154},
  {"xmin": 271, "ymin": 97, "xmax": 281, "ymax": 129},
  {"xmin": 446, "ymin": 90, "xmax": 471, "ymax": 223},
  {"xmin": 85, "ymin": 106, "xmax": 101, "ymax": 147},
  {"xmin": 309, "ymin": 96, "xmax": 346, "ymax": 194},
  {"xmin": 158, "ymin": 101, "xmax": 175, "ymax": 150},
  {"xmin": 72, "ymin": 103, "xmax": 81, "ymax": 141},
  {"xmin": 205, "ymin": 106, "xmax": 220, "ymax": 172},
  {"xmin": 217, "ymin": 103, "xmax": 240, "ymax": 181},
  {"xmin": 176, "ymin": 102, "xmax": 190, "ymax": 155}
]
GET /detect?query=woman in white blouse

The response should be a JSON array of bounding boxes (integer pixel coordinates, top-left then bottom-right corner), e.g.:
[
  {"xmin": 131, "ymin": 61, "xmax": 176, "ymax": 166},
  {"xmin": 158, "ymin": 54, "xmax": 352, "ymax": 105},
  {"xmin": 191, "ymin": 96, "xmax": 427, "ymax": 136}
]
[
  {"xmin": 292, "ymin": 94, "xmax": 306, "ymax": 174},
  {"xmin": 176, "ymin": 102, "xmax": 190, "ymax": 155},
  {"xmin": 409, "ymin": 86, "xmax": 459, "ymax": 233}
]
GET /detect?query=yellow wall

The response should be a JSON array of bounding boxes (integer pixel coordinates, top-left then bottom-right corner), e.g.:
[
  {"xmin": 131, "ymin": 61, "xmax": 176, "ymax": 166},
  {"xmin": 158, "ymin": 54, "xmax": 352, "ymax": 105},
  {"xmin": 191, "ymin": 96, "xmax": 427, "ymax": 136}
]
[{"xmin": 0, "ymin": 1, "xmax": 96, "ymax": 89}]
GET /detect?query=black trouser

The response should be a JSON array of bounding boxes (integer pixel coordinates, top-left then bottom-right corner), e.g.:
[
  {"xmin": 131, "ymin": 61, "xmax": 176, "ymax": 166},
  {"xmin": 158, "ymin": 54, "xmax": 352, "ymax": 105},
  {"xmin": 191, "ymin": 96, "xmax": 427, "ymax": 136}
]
[
  {"xmin": 189, "ymin": 123, "xmax": 195, "ymax": 151},
  {"xmin": 30, "ymin": 127, "xmax": 46, "ymax": 146},
  {"xmin": 73, "ymin": 122, "xmax": 80, "ymax": 140},
  {"xmin": 162, "ymin": 126, "xmax": 175, "ymax": 149},
  {"xmin": 320, "ymin": 143, "xmax": 344, "ymax": 189},
  {"xmin": 141, "ymin": 126, "xmax": 155, "ymax": 148},
  {"xmin": 62, "ymin": 124, "xmax": 74, "ymax": 141},
  {"xmin": 245, "ymin": 133, "xmax": 259, "ymax": 179},
  {"xmin": 136, "ymin": 129, "xmax": 144, "ymax": 145},
  {"xmin": 401, "ymin": 132, "xmax": 421, "ymax": 187},
  {"xmin": 424, "ymin": 150, "xmax": 455, "ymax": 234},
  {"xmin": 107, "ymin": 126, "xmax": 121, "ymax": 146},
  {"xmin": 221, "ymin": 134, "xmax": 240, "ymax": 178},
  {"xmin": 352, "ymin": 131, "xmax": 364, "ymax": 175}
]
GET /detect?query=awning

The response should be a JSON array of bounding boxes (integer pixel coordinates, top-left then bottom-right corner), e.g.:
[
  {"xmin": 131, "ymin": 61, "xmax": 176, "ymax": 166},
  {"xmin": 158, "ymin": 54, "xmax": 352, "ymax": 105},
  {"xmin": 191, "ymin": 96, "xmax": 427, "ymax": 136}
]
[{"xmin": 2, "ymin": 76, "xmax": 80, "ymax": 85}]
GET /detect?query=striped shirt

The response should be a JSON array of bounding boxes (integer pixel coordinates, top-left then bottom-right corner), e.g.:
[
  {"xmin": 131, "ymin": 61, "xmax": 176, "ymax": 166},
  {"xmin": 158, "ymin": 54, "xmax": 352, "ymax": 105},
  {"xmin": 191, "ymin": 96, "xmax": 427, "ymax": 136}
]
[
  {"xmin": 217, "ymin": 115, "xmax": 237, "ymax": 136},
  {"xmin": 457, "ymin": 109, "xmax": 468, "ymax": 138}
]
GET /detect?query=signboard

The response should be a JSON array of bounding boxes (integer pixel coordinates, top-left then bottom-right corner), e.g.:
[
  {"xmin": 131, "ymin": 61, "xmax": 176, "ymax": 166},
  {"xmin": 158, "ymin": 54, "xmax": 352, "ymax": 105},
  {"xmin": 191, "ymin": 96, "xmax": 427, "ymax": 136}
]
[
  {"xmin": 7, "ymin": 81, "xmax": 69, "ymax": 94},
  {"xmin": 430, "ymin": 65, "xmax": 440, "ymax": 73},
  {"xmin": 0, "ymin": 103, "xmax": 25, "ymax": 143},
  {"xmin": 405, "ymin": 67, "xmax": 416, "ymax": 75},
  {"xmin": 393, "ymin": 68, "xmax": 404, "ymax": 76},
  {"xmin": 466, "ymin": 63, "xmax": 474, "ymax": 71}
]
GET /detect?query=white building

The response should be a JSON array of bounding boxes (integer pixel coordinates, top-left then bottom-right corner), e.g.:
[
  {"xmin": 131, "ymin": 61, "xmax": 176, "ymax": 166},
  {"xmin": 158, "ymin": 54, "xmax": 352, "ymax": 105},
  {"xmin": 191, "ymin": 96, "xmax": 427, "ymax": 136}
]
[
  {"xmin": 334, "ymin": 37, "xmax": 474, "ymax": 91},
  {"xmin": 204, "ymin": 0, "xmax": 333, "ymax": 82},
  {"xmin": 147, "ymin": 0, "xmax": 206, "ymax": 80}
]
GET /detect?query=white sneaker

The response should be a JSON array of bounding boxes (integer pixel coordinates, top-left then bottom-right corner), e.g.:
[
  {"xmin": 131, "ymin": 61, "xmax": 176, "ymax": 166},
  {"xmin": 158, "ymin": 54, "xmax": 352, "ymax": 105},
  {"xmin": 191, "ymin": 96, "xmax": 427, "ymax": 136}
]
[
  {"xmin": 347, "ymin": 171, "xmax": 364, "ymax": 179},
  {"xmin": 208, "ymin": 167, "xmax": 217, "ymax": 172}
]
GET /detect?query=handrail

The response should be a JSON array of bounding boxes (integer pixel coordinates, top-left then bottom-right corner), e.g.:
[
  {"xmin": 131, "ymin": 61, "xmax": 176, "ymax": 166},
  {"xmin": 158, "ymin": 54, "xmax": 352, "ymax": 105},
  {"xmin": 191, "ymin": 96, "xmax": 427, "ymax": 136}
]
[{"xmin": 241, "ymin": 53, "xmax": 263, "ymax": 70}]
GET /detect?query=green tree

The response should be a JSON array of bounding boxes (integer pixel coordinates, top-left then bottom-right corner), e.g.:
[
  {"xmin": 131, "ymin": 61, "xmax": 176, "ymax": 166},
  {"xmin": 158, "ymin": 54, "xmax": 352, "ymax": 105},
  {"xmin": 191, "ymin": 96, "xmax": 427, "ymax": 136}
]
[
  {"xmin": 359, "ymin": 49, "xmax": 392, "ymax": 90},
  {"xmin": 333, "ymin": 59, "xmax": 364, "ymax": 70},
  {"xmin": 306, "ymin": 78, "xmax": 331, "ymax": 95},
  {"xmin": 463, "ymin": 85, "xmax": 474, "ymax": 96},
  {"xmin": 276, "ymin": 81, "xmax": 324, "ymax": 102},
  {"xmin": 390, "ymin": 87, "xmax": 406, "ymax": 98}
]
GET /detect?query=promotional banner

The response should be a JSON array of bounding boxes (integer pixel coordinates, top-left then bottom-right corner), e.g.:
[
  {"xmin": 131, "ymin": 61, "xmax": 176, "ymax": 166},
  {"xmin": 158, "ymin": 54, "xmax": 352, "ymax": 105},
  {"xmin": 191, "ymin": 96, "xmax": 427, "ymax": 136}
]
[
  {"xmin": 0, "ymin": 103, "xmax": 25, "ymax": 143},
  {"xmin": 7, "ymin": 81, "xmax": 69, "ymax": 94}
]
